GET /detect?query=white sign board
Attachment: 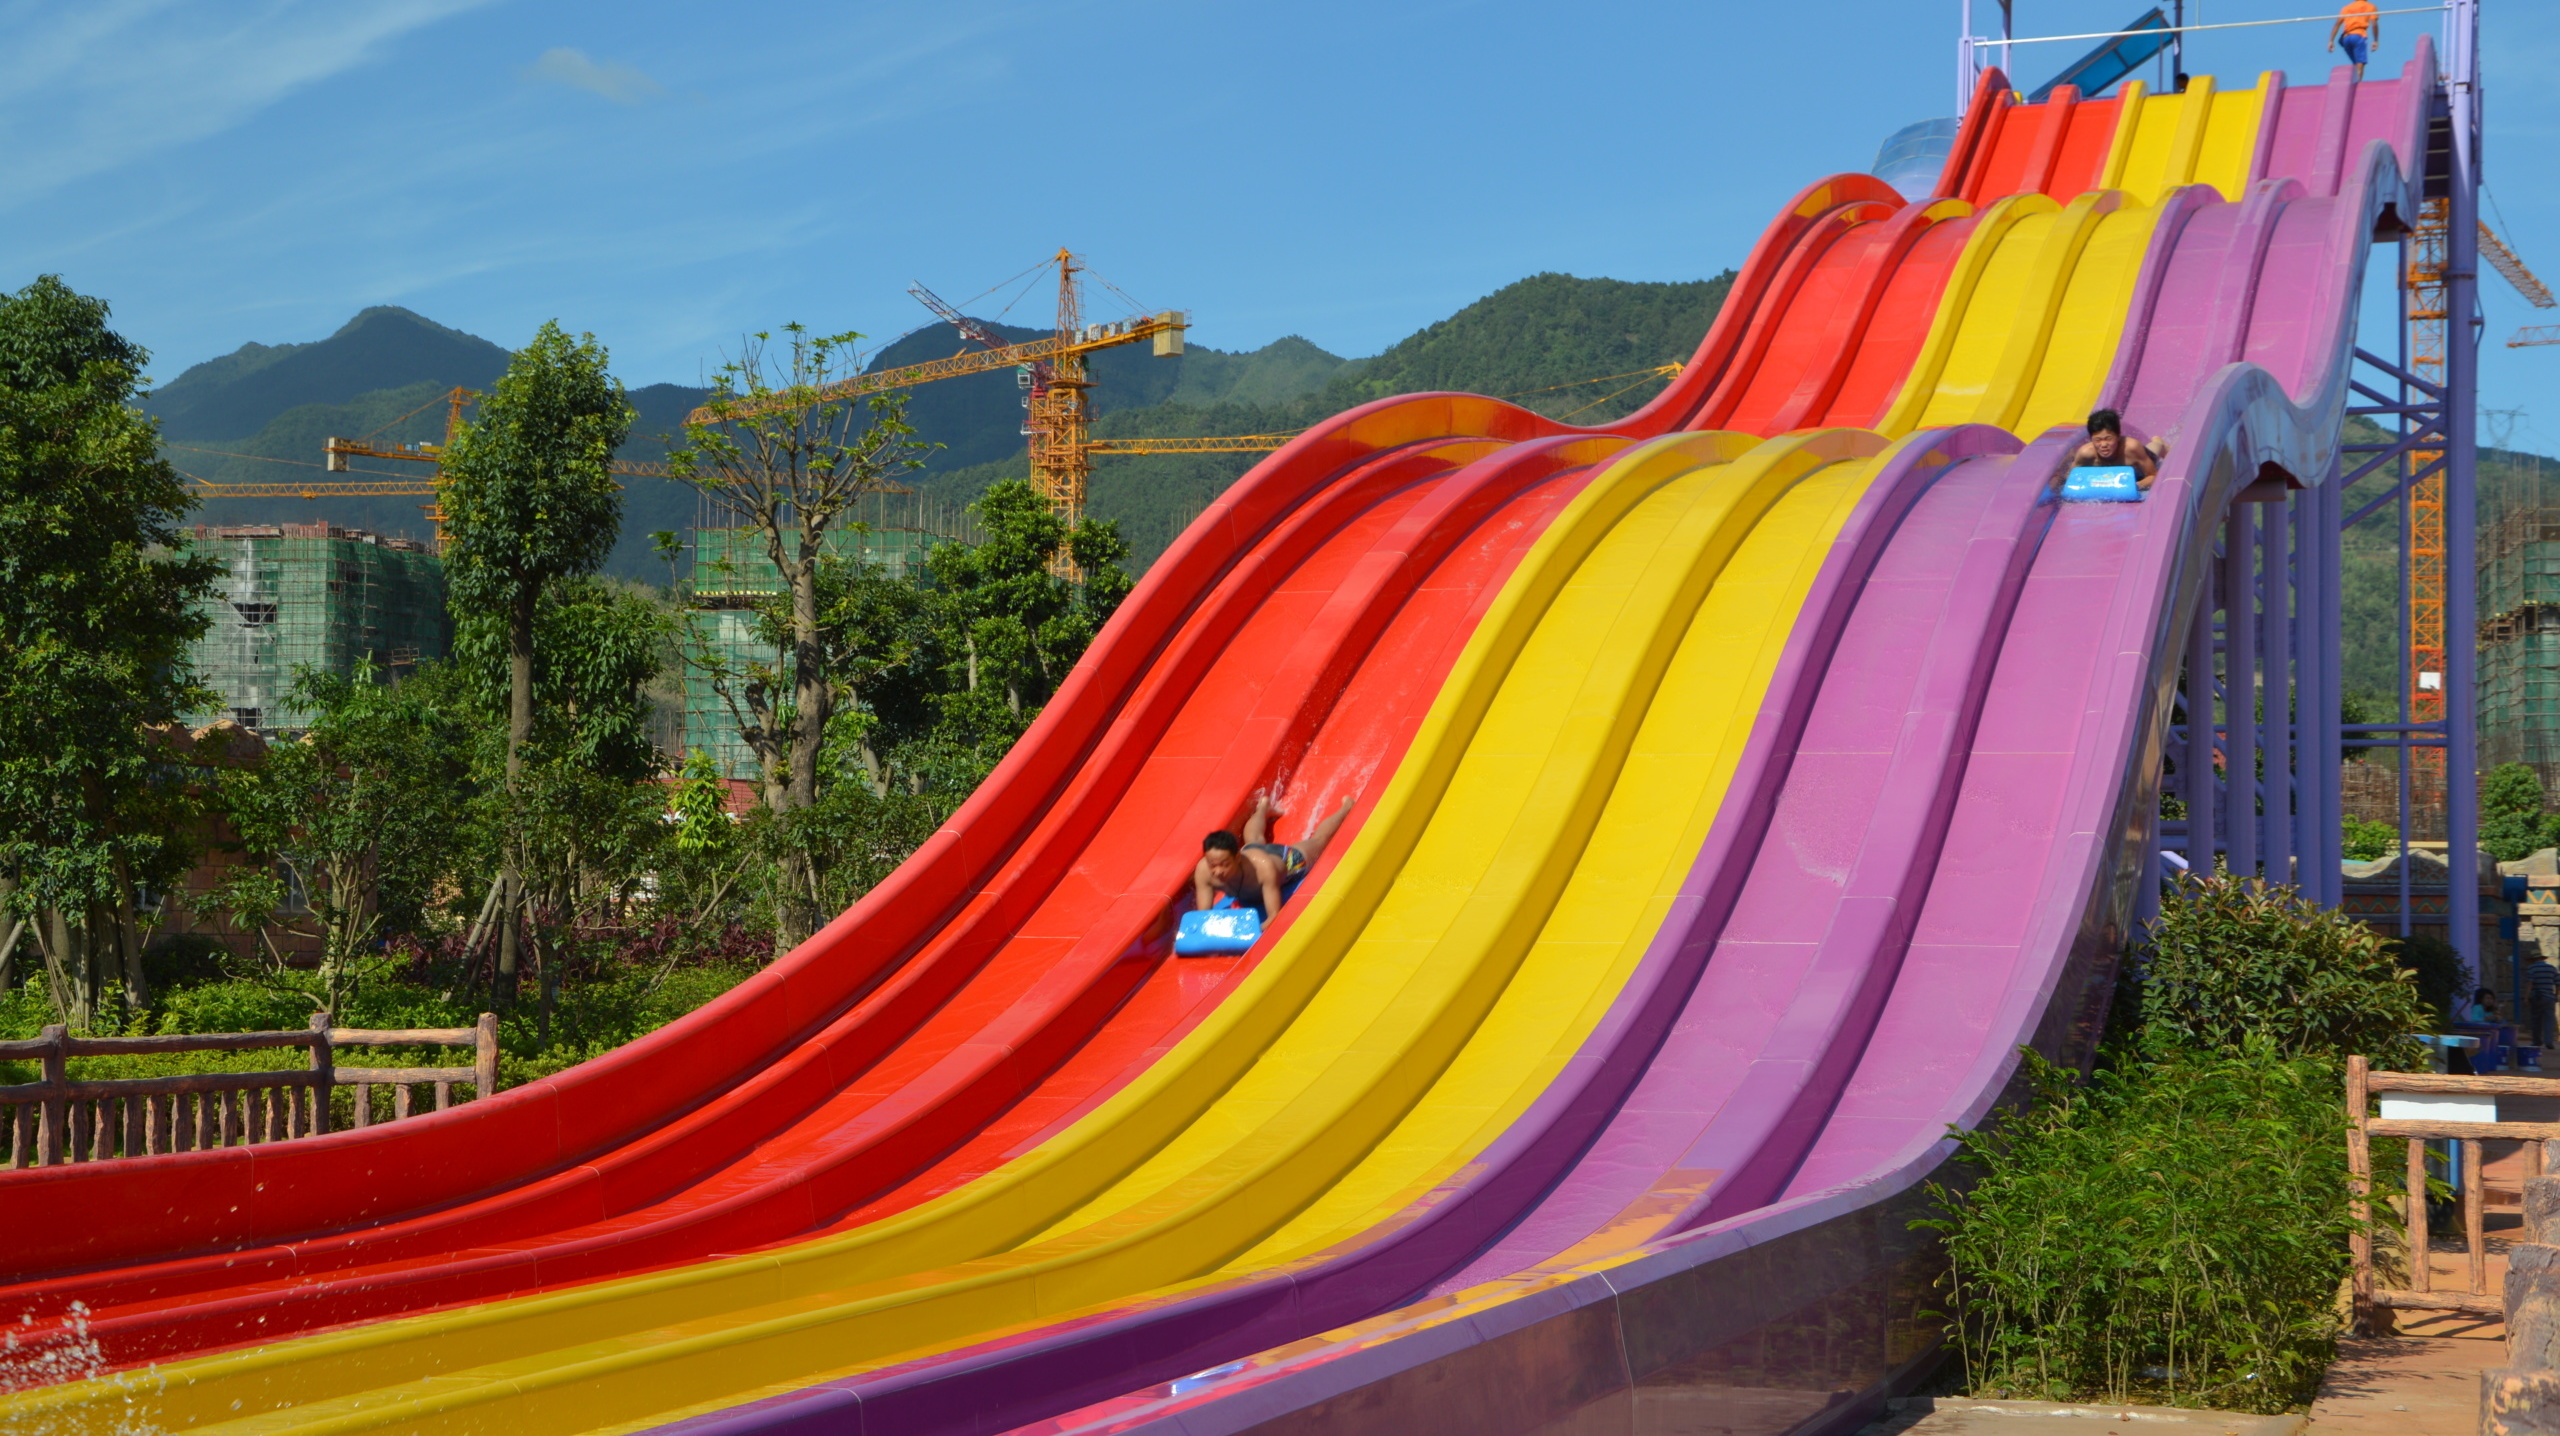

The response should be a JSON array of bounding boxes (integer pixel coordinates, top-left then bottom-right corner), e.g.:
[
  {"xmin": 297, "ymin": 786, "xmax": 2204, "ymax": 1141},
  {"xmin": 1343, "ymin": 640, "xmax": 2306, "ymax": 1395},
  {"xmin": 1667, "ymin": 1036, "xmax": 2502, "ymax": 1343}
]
[{"xmin": 2380, "ymin": 1091, "xmax": 2497, "ymax": 1124}]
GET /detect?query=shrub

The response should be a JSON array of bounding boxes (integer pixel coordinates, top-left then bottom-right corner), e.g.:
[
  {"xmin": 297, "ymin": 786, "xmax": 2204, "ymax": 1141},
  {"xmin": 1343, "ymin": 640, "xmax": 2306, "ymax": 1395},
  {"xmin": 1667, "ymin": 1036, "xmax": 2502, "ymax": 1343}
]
[
  {"xmin": 1919, "ymin": 1044, "xmax": 2352, "ymax": 1412},
  {"xmin": 1922, "ymin": 875, "xmax": 2427, "ymax": 1414},
  {"xmin": 2341, "ymin": 817, "xmax": 2398, "ymax": 863},
  {"xmin": 2137, "ymin": 875, "xmax": 2429, "ymax": 1063}
]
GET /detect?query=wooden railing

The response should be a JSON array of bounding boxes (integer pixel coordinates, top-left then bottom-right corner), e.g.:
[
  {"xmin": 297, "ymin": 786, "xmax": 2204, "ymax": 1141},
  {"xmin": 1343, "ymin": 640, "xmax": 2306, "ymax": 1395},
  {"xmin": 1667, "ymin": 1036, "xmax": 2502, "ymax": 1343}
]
[
  {"xmin": 2348, "ymin": 1055, "xmax": 2559, "ymax": 1325},
  {"xmin": 0, "ymin": 1012, "xmax": 499, "ymax": 1169}
]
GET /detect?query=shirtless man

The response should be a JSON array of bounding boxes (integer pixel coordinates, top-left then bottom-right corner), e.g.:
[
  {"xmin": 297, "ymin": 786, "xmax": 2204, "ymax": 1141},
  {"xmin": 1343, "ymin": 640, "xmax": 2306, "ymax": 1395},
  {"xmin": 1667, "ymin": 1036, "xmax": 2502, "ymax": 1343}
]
[
  {"xmin": 1195, "ymin": 792, "xmax": 1357, "ymax": 918},
  {"xmin": 2070, "ymin": 408, "xmax": 2165, "ymax": 491}
]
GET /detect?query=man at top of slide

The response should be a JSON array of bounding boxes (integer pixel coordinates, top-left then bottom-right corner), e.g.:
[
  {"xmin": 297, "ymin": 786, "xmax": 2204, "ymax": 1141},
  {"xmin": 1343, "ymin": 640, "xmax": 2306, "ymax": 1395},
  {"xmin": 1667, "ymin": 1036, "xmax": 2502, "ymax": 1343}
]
[{"xmin": 2329, "ymin": 0, "xmax": 2381, "ymax": 79}]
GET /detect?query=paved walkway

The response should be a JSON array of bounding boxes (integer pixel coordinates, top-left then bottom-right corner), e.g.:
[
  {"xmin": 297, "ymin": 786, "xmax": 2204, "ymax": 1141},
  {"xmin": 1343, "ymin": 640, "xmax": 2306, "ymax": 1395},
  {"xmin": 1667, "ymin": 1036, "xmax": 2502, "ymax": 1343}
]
[{"xmin": 1860, "ymin": 1396, "xmax": 2298, "ymax": 1433}]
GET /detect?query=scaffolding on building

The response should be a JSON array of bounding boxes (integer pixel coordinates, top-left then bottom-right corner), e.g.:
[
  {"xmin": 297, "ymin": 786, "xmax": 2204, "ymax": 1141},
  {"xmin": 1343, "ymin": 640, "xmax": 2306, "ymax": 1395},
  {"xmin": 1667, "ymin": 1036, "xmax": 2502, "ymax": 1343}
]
[
  {"xmin": 186, "ymin": 523, "xmax": 451, "ymax": 735},
  {"xmin": 2476, "ymin": 449, "xmax": 2560, "ymax": 786},
  {"xmin": 680, "ymin": 491, "xmax": 983, "ymax": 779}
]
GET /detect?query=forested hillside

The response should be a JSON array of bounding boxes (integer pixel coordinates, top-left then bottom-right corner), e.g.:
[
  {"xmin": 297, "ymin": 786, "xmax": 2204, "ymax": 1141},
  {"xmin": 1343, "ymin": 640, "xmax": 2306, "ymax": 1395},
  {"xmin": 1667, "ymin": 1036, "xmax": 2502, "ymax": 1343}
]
[{"xmin": 155, "ymin": 269, "xmax": 1736, "ymax": 575}]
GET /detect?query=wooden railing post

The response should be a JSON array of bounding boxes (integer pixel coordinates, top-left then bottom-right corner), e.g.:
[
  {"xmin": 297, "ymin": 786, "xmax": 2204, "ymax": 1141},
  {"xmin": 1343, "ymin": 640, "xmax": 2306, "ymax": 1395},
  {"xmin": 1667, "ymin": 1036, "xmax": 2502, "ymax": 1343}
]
[
  {"xmin": 474, "ymin": 1013, "xmax": 499, "ymax": 1101},
  {"xmin": 37, "ymin": 1024, "xmax": 66, "ymax": 1166},
  {"xmin": 307, "ymin": 1011, "xmax": 333, "ymax": 1137},
  {"xmin": 2349, "ymin": 1054, "xmax": 2377, "ymax": 1331},
  {"xmin": 2411, "ymin": 1133, "xmax": 2433, "ymax": 1295}
]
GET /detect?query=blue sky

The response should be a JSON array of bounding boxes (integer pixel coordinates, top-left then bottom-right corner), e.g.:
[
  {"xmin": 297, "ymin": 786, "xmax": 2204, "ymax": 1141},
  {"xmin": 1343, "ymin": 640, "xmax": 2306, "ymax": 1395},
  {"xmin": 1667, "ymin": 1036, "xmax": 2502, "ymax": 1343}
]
[{"xmin": 4, "ymin": 0, "xmax": 2555, "ymax": 438}]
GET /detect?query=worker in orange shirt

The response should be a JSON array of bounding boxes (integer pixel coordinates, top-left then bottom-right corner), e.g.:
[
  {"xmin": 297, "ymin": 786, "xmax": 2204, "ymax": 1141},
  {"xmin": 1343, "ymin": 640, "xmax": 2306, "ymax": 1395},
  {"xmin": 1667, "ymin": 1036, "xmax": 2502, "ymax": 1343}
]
[{"xmin": 2329, "ymin": 0, "xmax": 2381, "ymax": 79}]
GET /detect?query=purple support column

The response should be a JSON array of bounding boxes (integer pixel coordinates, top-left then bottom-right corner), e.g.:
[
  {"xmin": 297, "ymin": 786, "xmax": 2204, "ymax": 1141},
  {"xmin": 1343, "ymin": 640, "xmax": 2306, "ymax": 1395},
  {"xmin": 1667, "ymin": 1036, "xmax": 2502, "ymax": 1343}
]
[
  {"xmin": 2187, "ymin": 562, "xmax": 2218, "ymax": 873},
  {"xmin": 2445, "ymin": 0, "xmax": 2482, "ymax": 977},
  {"xmin": 2263, "ymin": 491, "xmax": 2294, "ymax": 887},
  {"xmin": 2226, "ymin": 504, "xmax": 2258, "ymax": 879},
  {"xmin": 2316, "ymin": 465, "xmax": 2347, "ymax": 906}
]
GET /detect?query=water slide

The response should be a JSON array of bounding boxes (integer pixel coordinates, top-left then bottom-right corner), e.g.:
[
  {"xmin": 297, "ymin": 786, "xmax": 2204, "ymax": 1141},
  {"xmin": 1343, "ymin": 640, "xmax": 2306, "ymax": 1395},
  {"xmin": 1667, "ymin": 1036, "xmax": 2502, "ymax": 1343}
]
[{"xmin": 0, "ymin": 47, "xmax": 2432, "ymax": 1436}]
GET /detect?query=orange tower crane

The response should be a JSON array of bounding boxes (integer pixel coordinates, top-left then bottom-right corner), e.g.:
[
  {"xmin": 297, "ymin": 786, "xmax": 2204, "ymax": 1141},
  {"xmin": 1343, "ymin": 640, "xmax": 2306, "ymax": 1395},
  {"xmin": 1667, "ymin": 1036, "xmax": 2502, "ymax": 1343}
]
[
  {"xmin": 2407, "ymin": 198, "xmax": 2450, "ymax": 785},
  {"xmin": 688, "ymin": 251, "xmax": 1207, "ymax": 527},
  {"xmin": 2485, "ymin": 218, "xmax": 2560, "ymax": 347},
  {"xmin": 904, "ymin": 266, "xmax": 1298, "ymax": 504}
]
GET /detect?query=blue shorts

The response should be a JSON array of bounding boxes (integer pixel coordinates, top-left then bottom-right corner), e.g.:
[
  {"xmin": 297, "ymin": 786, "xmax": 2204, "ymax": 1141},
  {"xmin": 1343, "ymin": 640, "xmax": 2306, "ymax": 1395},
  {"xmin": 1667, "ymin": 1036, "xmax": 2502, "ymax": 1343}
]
[{"xmin": 2342, "ymin": 32, "xmax": 2370, "ymax": 65}]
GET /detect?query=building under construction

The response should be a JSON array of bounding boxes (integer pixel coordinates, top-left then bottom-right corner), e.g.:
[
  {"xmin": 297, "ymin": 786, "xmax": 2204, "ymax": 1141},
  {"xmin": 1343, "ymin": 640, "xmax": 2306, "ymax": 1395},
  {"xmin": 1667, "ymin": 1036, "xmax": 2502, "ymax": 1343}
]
[
  {"xmin": 185, "ymin": 523, "xmax": 450, "ymax": 735},
  {"xmin": 2477, "ymin": 451, "xmax": 2560, "ymax": 789},
  {"xmin": 683, "ymin": 493, "xmax": 981, "ymax": 779}
]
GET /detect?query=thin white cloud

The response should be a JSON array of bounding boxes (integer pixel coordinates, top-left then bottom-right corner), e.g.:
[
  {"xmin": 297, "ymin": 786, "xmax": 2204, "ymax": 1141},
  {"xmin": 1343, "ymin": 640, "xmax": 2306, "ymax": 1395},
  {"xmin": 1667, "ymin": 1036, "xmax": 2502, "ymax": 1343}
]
[
  {"xmin": 0, "ymin": 0, "xmax": 494, "ymax": 200},
  {"xmin": 524, "ymin": 47, "xmax": 666, "ymax": 105}
]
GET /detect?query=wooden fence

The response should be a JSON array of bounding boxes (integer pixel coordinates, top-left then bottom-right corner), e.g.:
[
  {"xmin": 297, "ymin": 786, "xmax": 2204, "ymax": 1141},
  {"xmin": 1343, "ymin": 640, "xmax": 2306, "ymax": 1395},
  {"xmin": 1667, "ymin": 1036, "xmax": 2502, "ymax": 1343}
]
[
  {"xmin": 2348, "ymin": 1054, "xmax": 2560, "ymax": 1326},
  {"xmin": 0, "ymin": 1012, "xmax": 499, "ymax": 1169}
]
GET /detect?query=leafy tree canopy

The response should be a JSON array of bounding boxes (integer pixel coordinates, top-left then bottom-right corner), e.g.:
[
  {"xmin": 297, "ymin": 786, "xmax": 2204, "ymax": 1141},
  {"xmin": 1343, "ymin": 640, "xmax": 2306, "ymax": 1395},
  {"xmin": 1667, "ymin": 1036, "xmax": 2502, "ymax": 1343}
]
[
  {"xmin": 439, "ymin": 321, "xmax": 631, "ymax": 617},
  {"xmin": 450, "ymin": 577, "xmax": 673, "ymax": 783},
  {"xmin": 0, "ymin": 275, "xmax": 220, "ymax": 932}
]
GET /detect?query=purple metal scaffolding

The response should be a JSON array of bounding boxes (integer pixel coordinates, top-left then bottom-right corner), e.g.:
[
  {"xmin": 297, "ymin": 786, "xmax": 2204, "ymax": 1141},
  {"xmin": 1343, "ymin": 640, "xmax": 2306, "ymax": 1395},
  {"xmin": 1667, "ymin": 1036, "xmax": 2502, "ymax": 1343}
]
[{"xmin": 2163, "ymin": 0, "xmax": 2482, "ymax": 977}]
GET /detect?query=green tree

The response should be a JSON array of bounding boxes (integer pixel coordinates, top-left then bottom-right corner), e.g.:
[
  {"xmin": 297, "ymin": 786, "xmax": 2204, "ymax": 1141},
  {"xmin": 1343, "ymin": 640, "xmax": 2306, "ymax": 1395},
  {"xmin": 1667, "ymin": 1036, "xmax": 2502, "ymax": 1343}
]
[
  {"xmin": 670, "ymin": 325, "xmax": 932, "ymax": 950},
  {"xmin": 438, "ymin": 322, "xmax": 632, "ymax": 1005},
  {"xmin": 0, "ymin": 276, "xmax": 221, "ymax": 1025},
  {"xmin": 452, "ymin": 576, "xmax": 673, "ymax": 783},
  {"xmin": 2480, "ymin": 761, "xmax": 2553, "ymax": 863},
  {"xmin": 207, "ymin": 662, "xmax": 467, "ymax": 1017},
  {"xmin": 922, "ymin": 480, "xmax": 1133, "ymax": 755}
]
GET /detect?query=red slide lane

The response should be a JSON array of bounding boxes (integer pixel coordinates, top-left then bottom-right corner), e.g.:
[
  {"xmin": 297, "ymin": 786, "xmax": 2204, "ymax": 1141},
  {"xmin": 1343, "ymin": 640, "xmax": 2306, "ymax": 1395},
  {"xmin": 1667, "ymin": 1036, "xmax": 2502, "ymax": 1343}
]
[{"xmin": 9, "ymin": 437, "xmax": 1617, "ymax": 1368}]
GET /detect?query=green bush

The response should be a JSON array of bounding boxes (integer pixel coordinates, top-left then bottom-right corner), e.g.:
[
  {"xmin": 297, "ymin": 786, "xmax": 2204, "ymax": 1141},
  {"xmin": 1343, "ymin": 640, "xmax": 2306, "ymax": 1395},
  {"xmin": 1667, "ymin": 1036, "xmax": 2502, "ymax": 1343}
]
[
  {"xmin": 1918, "ymin": 1045, "xmax": 2352, "ymax": 1411},
  {"xmin": 2138, "ymin": 876, "xmax": 2430, "ymax": 1063},
  {"xmin": 2341, "ymin": 816, "xmax": 2398, "ymax": 863},
  {"xmin": 1921, "ymin": 876, "xmax": 2423, "ymax": 1414}
]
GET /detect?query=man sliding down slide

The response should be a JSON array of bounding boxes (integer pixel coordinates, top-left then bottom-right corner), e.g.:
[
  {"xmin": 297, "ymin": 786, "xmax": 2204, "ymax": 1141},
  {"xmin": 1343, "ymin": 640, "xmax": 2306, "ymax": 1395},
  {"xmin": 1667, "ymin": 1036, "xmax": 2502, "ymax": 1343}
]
[{"xmin": 1197, "ymin": 793, "xmax": 1356, "ymax": 918}]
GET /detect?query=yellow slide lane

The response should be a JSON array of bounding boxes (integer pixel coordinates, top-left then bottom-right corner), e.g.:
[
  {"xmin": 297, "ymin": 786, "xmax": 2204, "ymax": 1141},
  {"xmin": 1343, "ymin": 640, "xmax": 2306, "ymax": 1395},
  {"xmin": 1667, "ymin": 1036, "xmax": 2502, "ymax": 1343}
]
[
  {"xmin": 2102, "ymin": 71, "xmax": 2275, "ymax": 203},
  {"xmin": 1874, "ymin": 68, "xmax": 2275, "ymax": 445},
  {"xmin": 19, "ymin": 430, "xmax": 1892, "ymax": 1436}
]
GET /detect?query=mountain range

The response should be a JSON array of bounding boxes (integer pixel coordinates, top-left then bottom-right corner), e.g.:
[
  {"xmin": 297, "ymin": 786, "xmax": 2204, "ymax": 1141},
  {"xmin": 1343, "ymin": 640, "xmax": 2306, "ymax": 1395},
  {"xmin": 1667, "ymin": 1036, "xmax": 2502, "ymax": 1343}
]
[{"xmin": 155, "ymin": 271, "xmax": 1735, "ymax": 578}]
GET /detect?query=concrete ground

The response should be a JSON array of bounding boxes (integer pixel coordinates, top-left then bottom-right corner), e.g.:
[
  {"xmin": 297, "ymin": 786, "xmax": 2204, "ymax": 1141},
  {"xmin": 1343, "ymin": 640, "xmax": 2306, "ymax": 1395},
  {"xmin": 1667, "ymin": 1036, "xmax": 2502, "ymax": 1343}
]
[{"xmin": 1858, "ymin": 1396, "xmax": 2300, "ymax": 1434}]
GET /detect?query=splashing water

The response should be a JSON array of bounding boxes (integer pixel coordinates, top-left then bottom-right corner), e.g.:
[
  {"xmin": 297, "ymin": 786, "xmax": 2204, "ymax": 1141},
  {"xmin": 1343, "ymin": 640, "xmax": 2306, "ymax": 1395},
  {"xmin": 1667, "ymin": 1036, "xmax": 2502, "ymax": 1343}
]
[{"xmin": 1, "ymin": 1304, "xmax": 166, "ymax": 1436}]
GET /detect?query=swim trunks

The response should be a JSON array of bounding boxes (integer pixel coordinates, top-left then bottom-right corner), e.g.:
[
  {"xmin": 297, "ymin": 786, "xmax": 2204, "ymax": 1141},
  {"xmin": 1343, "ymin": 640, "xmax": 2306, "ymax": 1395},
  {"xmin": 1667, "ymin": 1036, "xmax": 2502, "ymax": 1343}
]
[{"xmin": 1224, "ymin": 843, "xmax": 1310, "ymax": 913}]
